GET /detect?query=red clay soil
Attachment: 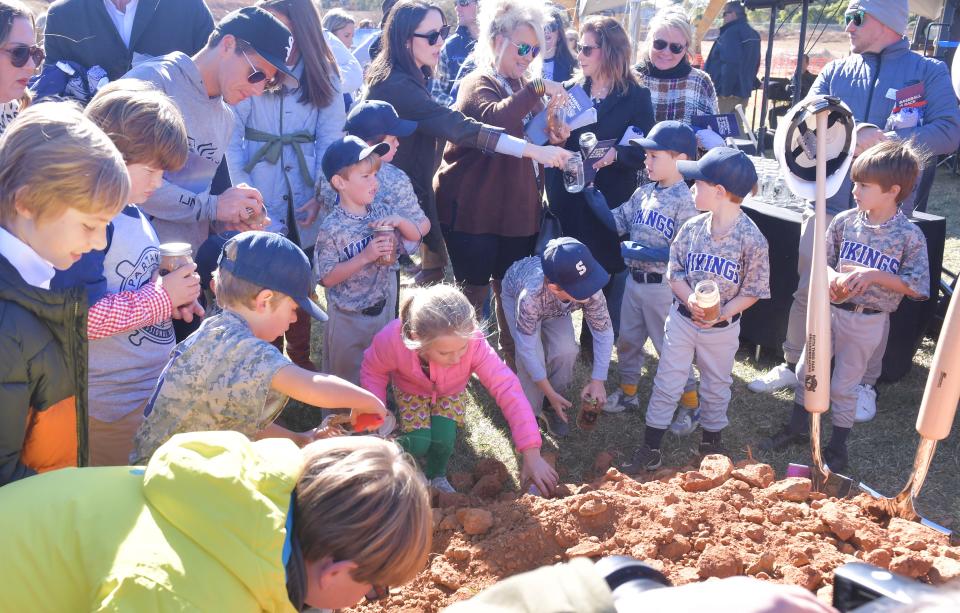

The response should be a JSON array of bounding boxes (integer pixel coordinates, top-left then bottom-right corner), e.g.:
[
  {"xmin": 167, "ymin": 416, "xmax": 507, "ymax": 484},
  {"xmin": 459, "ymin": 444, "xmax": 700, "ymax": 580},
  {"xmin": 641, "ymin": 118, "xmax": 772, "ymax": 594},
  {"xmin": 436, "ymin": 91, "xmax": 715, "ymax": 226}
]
[{"xmin": 349, "ymin": 456, "xmax": 960, "ymax": 612}]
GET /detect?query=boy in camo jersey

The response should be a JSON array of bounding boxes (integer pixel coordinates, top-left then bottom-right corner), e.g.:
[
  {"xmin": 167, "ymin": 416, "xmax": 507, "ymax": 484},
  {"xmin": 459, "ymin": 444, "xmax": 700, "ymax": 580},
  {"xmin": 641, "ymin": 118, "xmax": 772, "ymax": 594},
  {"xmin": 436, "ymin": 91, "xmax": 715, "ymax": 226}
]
[
  {"xmin": 500, "ymin": 238, "xmax": 614, "ymax": 440},
  {"xmin": 762, "ymin": 141, "xmax": 929, "ymax": 472},
  {"xmin": 625, "ymin": 148, "xmax": 770, "ymax": 472},
  {"xmin": 132, "ymin": 232, "xmax": 387, "ymax": 464},
  {"xmin": 315, "ymin": 136, "xmax": 430, "ymax": 385},
  {"xmin": 583, "ymin": 121, "xmax": 702, "ymax": 431}
]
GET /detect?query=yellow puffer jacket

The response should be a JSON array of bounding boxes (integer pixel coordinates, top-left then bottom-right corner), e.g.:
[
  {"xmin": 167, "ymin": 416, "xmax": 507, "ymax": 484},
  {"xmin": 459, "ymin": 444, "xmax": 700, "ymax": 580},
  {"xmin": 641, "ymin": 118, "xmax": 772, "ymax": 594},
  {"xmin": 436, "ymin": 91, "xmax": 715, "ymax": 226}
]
[{"xmin": 0, "ymin": 431, "xmax": 303, "ymax": 612}]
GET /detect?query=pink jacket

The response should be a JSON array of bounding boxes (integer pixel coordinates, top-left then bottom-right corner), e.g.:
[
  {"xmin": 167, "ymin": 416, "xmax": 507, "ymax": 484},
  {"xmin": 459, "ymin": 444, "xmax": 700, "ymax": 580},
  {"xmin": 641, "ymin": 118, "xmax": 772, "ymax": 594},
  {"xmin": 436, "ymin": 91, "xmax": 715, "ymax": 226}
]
[{"xmin": 361, "ymin": 319, "xmax": 542, "ymax": 452}]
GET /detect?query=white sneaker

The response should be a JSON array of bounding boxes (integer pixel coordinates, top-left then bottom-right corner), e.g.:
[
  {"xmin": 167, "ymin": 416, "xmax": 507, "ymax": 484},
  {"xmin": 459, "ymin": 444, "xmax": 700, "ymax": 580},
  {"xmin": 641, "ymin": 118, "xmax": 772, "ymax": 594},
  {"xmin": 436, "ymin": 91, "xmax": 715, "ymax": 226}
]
[
  {"xmin": 430, "ymin": 476, "xmax": 456, "ymax": 493},
  {"xmin": 603, "ymin": 390, "xmax": 639, "ymax": 414},
  {"xmin": 747, "ymin": 363, "xmax": 798, "ymax": 394},
  {"xmin": 669, "ymin": 407, "xmax": 701, "ymax": 436},
  {"xmin": 855, "ymin": 384, "xmax": 877, "ymax": 423}
]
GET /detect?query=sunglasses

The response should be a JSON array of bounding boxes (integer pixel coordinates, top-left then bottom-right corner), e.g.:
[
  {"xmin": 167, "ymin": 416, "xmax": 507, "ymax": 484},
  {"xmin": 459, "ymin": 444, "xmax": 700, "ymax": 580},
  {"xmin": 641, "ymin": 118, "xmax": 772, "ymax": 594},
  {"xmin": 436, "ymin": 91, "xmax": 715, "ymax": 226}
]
[
  {"xmin": 511, "ymin": 41, "xmax": 540, "ymax": 58},
  {"xmin": 844, "ymin": 9, "xmax": 866, "ymax": 27},
  {"xmin": 575, "ymin": 43, "xmax": 601, "ymax": 57},
  {"xmin": 652, "ymin": 39, "xmax": 685, "ymax": 54},
  {"xmin": 2, "ymin": 43, "xmax": 43, "ymax": 68},
  {"xmin": 455, "ymin": 0, "xmax": 475, "ymax": 6},
  {"xmin": 412, "ymin": 24, "xmax": 451, "ymax": 46},
  {"xmin": 241, "ymin": 49, "xmax": 281, "ymax": 92}
]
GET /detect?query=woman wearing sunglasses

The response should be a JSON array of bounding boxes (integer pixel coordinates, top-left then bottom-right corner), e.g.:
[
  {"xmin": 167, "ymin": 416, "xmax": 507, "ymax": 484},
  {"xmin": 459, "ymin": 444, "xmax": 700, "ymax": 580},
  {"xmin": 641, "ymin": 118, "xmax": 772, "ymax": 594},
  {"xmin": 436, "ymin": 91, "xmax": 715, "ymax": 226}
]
[
  {"xmin": 545, "ymin": 15, "xmax": 655, "ymax": 344},
  {"xmin": 0, "ymin": 0, "xmax": 38, "ymax": 136},
  {"xmin": 365, "ymin": 0, "xmax": 571, "ymax": 287},
  {"xmin": 541, "ymin": 4, "xmax": 576, "ymax": 83},
  {"xmin": 434, "ymin": 0, "xmax": 568, "ymax": 365},
  {"xmin": 225, "ymin": 0, "xmax": 344, "ymax": 370},
  {"xmin": 635, "ymin": 8, "xmax": 717, "ymax": 124}
]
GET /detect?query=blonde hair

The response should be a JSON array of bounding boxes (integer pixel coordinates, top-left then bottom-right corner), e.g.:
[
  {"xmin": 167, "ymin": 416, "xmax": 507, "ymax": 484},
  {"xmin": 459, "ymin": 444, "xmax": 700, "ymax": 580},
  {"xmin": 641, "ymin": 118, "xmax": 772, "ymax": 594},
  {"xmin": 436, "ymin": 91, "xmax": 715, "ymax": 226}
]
[
  {"xmin": 213, "ymin": 240, "xmax": 289, "ymax": 309},
  {"xmin": 575, "ymin": 16, "xmax": 638, "ymax": 96},
  {"xmin": 474, "ymin": 0, "xmax": 547, "ymax": 79},
  {"xmin": 332, "ymin": 153, "xmax": 382, "ymax": 188},
  {"xmin": 0, "ymin": 102, "xmax": 129, "ymax": 226},
  {"xmin": 400, "ymin": 283, "xmax": 479, "ymax": 351},
  {"xmin": 85, "ymin": 81, "xmax": 189, "ymax": 171},
  {"xmin": 851, "ymin": 139, "xmax": 924, "ymax": 204},
  {"xmin": 642, "ymin": 8, "xmax": 693, "ymax": 64},
  {"xmin": 295, "ymin": 437, "xmax": 431, "ymax": 586}
]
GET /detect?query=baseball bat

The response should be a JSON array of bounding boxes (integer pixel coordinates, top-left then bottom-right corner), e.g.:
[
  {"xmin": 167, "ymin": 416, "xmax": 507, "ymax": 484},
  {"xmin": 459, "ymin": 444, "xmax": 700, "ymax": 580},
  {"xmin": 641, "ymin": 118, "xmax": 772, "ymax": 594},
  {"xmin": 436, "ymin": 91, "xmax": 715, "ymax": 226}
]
[
  {"xmin": 916, "ymin": 291, "xmax": 960, "ymax": 442},
  {"xmin": 803, "ymin": 110, "xmax": 831, "ymax": 415}
]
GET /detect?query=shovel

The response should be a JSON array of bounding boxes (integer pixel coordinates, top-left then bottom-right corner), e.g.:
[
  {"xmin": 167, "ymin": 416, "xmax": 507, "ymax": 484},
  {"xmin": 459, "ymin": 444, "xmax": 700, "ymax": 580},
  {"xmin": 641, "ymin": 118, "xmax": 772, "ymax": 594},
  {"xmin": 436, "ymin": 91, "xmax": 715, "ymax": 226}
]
[{"xmin": 856, "ymin": 288, "xmax": 960, "ymax": 541}]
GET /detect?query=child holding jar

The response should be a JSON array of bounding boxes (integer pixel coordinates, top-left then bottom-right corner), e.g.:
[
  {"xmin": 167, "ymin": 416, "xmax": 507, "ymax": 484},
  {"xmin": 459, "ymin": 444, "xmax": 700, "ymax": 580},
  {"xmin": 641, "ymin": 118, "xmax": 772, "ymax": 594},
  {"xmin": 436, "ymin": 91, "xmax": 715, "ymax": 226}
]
[{"xmin": 623, "ymin": 147, "xmax": 769, "ymax": 472}]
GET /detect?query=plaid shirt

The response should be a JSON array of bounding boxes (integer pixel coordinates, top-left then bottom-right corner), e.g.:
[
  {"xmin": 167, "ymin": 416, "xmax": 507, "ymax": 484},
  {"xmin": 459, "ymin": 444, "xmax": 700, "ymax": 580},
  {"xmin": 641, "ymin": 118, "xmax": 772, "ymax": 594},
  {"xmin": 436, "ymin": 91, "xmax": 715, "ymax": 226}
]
[
  {"xmin": 430, "ymin": 26, "xmax": 476, "ymax": 107},
  {"xmin": 636, "ymin": 66, "xmax": 718, "ymax": 124},
  {"xmin": 88, "ymin": 283, "xmax": 172, "ymax": 341}
]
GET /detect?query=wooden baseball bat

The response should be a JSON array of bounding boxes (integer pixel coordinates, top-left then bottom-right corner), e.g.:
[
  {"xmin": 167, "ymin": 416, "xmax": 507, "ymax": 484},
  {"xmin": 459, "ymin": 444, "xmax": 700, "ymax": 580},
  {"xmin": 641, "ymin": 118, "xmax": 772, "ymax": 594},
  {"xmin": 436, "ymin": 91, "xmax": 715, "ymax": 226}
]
[
  {"xmin": 916, "ymin": 291, "xmax": 960, "ymax": 441},
  {"xmin": 803, "ymin": 111, "xmax": 831, "ymax": 415}
]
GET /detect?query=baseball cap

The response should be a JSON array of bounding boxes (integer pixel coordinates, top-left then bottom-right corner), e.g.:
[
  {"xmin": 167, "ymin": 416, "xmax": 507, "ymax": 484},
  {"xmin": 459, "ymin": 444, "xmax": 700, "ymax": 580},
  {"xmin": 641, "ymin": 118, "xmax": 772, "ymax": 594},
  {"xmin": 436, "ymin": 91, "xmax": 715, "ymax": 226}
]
[
  {"xmin": 321, "ymin": 135, "xmax": 391, "ymax": 182},
  {"xmin": 773, "ymin": 95, "xmax": 856, "ymax": 201},
  {"xmin": 630, "ymin": 120, "xmax": 698, "ymax": 159},
  {"xmin": 217, "ymin": 231, "xmax": 327, "ymax": 321},
  {"xmin": 676, "ymin": 147, "xmax": 758, "ymax": 199},
  {"xmin": 345, "ymin": 100, "xmax": 417, "ymax": 140},
  {"xmin": 540, "ymin": 237, "xmax": 610, "ymax": 301},
  {"xmin": 216, "ymin": 7, "xmax": 298, "ymax": 89}
]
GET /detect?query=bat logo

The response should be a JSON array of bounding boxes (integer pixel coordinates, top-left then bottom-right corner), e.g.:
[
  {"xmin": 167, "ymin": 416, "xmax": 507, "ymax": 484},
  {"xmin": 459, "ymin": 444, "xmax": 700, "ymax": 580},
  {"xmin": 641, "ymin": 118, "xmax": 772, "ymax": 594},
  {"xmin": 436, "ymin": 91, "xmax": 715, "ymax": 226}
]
[{"xmin": 804, "ymin": 373, "xmax": 818, "ymax": 392}]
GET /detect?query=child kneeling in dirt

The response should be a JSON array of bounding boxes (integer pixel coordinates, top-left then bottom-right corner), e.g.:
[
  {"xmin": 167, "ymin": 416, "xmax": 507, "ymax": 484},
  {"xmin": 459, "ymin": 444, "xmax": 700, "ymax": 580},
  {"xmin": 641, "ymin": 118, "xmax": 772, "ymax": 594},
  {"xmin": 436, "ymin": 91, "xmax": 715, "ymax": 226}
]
[
  {"xmin": 361, "ymin": 284, "xmax": 558, "ymax": 495},
  {"xmin": 0, "ymin": 431, "xmax": 431, "ymax": 610}
]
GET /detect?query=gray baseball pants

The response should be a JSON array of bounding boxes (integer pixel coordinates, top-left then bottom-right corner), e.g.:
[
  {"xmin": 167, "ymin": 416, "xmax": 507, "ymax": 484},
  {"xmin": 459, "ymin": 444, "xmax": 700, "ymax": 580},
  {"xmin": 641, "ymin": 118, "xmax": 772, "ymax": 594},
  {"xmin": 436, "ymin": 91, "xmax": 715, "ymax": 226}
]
[
  {"xmin": 793, "ymin": 307, "xmax": 887, "ymax": 428},
  {"xmin": 321, "ymin": 276, "xmax": 398, "ymax": 386},
  {"xmin": 645, "ymin": 304, "xmax": 740, "ymax": 432}
]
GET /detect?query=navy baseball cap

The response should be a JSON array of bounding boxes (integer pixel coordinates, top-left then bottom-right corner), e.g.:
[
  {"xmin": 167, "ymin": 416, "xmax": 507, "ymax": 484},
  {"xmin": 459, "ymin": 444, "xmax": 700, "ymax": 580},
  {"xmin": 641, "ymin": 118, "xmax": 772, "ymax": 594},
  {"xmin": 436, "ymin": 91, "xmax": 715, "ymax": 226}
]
[
  {"xmin": 540, "ymin": 237, "xmax": 610, "ymax": 301},
  {"xmin": 676, "ymin": 147, "xmax": 758, "ymax": 199},
  {"xmin": 216, "ymin": 7, "xmax": 298, "ymax": 89},
  {"xmin": 630, "ymin": 120, "xmax": 697, "ymax": 160},
  {"xmin": 345, "ymin": 100, "xmax": 417, "ymax": 140},
  {"xmin": 321, "ymin": 135, "xmax": 391, "ymax": 182},
  {"xmin": 217, "ymin": 231, "xmax": 327, "ymax": 321}
]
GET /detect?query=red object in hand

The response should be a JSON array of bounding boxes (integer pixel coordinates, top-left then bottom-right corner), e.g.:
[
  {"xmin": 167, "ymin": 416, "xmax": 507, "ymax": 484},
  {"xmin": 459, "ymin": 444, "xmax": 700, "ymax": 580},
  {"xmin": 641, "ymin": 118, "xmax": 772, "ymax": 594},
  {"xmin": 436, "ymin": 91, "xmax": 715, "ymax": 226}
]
[{"xmin": 353, "ymin": 413, "xmax": 384, "ymax": 432}]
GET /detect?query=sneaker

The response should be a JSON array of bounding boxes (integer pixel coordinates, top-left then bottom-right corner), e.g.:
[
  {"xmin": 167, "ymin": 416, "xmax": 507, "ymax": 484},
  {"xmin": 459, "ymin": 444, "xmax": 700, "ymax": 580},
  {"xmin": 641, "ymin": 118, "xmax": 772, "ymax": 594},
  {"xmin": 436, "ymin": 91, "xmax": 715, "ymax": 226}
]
[
  {"xmin": 669, "ymin": 407, "xmax": 701, "ymax": 436},
  {"xmin": 758, "ymin": 426, "xmax": 808, "ymax": 453},
  {"xmin": 747, "ymin": 363, "xmax": 798, "ymax": 394},
  {"xmin": 824, "ymin": 445, "xmax": 849, "ymax": 474},
  {"xmin": 854, "ymin": 384, "xmax": 877, "ymax": 423},
  {"xmin": 698, "ymin": 439, "xmax": 728, "ymax": 459},
  {"xmin": 539, "ymin": 405, "xmax": 570, "ymax": 438},
  {"xmin": 603, "ymin": 390, "xmax": 639, "ymax": 414},
  {"xmin": 622, "ymin": 444, "xmax": 662, "ymax": 472},
  {"xmin": 430, "ymin": 476, "xmax": 456, "ymax": 493}
]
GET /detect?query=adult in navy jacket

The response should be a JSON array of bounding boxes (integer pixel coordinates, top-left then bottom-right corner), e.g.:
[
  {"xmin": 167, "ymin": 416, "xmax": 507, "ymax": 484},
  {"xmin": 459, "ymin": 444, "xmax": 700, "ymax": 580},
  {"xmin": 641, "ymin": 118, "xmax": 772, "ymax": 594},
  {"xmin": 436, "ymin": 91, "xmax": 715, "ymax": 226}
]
[{"xmin": 703, "ymin": 2, "xmax": 760, "ymax": 116}]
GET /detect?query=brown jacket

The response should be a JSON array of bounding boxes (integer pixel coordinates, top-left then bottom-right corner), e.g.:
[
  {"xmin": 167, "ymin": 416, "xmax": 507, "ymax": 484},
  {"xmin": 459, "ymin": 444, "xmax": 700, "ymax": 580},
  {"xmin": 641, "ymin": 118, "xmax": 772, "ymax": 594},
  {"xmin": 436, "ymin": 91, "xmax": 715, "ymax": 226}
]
[{"xmin": 435, "ymin": 71, "xmax": 544, "ymax": 237}]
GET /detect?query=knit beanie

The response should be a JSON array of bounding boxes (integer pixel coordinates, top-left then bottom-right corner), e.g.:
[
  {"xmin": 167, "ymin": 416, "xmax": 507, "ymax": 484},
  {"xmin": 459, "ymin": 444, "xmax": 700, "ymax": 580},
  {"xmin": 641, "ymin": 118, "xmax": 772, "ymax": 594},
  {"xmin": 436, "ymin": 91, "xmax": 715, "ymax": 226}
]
[{"xmin": 851, "ymin": 0, "xmax": 909, "ymax": 35}]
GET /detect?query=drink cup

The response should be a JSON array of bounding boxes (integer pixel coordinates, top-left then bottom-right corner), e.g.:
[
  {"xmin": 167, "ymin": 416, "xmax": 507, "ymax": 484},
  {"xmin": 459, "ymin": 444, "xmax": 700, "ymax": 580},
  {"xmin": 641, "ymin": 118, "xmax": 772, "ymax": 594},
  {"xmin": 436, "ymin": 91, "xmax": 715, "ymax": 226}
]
[
  {"xmin": 563, "ymin": 153, "xmax": 585, "ymax": 193},
  {"xmin": 373, "ymin": 225, "xmax": 397, "ymax": 266},
  {"xmin": 694, "ymin": 279, "xmax": 721, "ymax": 323}
]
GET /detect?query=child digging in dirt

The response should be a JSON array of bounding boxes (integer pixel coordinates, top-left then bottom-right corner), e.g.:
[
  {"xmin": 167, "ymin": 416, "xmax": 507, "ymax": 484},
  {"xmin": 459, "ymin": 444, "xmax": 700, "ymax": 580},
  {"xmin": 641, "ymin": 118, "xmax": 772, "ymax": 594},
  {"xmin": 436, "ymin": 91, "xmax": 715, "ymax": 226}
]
[{"xmin": 361, "ymin": 284, "xmax": 558, "ymax": 495}]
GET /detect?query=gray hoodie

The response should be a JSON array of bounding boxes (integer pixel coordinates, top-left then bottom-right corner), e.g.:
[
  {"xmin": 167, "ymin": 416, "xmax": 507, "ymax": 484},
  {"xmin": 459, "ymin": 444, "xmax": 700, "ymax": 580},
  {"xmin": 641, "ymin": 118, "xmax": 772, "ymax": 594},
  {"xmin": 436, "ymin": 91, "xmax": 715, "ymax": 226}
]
[{"xmin": 119, "ymin": 52, "xmax": 236, "ymax": 251}]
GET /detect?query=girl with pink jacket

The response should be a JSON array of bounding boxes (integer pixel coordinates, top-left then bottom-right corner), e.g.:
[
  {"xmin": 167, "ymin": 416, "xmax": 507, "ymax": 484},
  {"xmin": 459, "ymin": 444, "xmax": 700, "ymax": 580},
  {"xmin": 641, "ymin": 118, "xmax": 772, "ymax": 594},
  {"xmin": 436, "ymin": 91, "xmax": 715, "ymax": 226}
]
[{"xmin": 361, "ymin": 285, "xmax": 558, "ymax": 495}]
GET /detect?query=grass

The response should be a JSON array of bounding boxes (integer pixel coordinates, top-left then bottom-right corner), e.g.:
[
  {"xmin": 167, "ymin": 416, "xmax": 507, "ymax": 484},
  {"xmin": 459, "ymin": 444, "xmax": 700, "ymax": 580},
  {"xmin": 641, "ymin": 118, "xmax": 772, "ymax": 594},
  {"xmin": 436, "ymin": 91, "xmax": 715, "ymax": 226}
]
[{"xmin": 281, "ymin": 166, "xmax": 960, "ymax": 529}]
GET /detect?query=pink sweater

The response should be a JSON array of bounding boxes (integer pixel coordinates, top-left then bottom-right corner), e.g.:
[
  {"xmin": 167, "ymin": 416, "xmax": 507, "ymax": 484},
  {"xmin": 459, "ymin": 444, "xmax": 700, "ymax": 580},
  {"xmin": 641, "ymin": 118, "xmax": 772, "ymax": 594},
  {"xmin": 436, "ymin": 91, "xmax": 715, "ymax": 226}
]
[{"xmin": 361, "ymin": 319, "xmax": 542, "ymax": 452}]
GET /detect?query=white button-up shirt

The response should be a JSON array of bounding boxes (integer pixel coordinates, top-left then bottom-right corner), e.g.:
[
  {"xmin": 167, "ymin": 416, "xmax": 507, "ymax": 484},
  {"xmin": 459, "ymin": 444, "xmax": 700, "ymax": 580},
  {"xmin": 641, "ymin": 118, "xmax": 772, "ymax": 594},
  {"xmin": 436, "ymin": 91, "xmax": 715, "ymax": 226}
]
[
  {"xmin": 0, "ymin": 226, "xmax": 55, "ymax": 289},
  {"xmin": 102, "ymin": 0, "xmax": 139, "ymax": 48}
]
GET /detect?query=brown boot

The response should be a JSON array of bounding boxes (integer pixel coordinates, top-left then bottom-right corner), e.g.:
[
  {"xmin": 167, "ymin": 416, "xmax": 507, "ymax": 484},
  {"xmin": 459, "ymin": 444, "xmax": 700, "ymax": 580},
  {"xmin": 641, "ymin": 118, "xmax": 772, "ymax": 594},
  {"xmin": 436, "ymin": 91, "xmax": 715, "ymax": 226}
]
[
  {"xmin": 461, "ymin": 284, "xmax": 490, "ymax": 322},
  {"xmin": 285, "ymin": 306, "xmax": 318, "ymax": 371},
  {"xmin": 491, "ymin": 279, "xmax": 516, "ymax": 369}
]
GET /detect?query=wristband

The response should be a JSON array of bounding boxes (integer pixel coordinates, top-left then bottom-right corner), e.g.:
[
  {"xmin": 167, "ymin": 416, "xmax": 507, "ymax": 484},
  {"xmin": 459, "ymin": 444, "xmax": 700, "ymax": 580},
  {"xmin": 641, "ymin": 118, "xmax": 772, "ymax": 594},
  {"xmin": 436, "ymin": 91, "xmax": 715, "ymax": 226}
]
[{"xmin": 530, "ymin": 77, "xmax": 545, "ymax": 97}]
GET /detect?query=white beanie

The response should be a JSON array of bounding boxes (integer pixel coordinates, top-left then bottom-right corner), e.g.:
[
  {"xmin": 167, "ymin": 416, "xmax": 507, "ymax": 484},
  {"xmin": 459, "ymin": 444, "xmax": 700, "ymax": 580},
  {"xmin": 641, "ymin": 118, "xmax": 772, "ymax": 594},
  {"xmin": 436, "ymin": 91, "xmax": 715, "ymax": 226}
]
[{"xmin": 851, "ymin": 0, "xmax": 909, "ymax": 35}]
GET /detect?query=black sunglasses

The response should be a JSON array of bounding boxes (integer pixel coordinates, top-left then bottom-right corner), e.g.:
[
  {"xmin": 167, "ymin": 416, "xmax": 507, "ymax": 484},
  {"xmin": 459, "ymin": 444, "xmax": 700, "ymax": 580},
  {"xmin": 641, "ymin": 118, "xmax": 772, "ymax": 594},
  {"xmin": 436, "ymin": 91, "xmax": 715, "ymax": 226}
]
[
  {"xmin": 652, "ymin": 39, "xmax": 685, "ymax": 54},
  {"xmin": 511, "ymin": 41, "xmax": 540, "ymax": 58},
  {"xmin": 575, "ymin": 42, "xmax": 601, "ymax": 57},
  {"xmin": 412, "ymin": 24, "xmax": 451, "ymax": 46},
  {"xmin": 844, "ymin": 9, "xmax": 866, "ymax": 27},
  {"xmin": 241, "ymin": 49, "xmax": 281, "ymax": 92},
  {"xmin": 2, "ymin": 43, "xmax": 43, "ymax": 68}
]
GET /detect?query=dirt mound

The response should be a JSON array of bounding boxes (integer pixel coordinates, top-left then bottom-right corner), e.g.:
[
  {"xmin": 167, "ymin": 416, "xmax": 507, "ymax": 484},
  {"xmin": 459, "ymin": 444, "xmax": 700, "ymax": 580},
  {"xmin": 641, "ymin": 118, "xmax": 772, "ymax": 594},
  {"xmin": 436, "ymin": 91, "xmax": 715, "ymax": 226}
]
[{"xmin": 349, "ymin": 458, "xmax": 960, "ymax": 612}]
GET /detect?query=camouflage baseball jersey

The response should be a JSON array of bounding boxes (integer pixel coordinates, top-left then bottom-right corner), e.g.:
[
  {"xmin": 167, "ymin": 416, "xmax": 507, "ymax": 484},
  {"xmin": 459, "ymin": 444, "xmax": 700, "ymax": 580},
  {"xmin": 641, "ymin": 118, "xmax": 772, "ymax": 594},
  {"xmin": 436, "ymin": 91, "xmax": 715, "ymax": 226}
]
[
  {"xmin": 611, "ymin": 181, "xmax": 701, "ymax": 274},
  {"xmin": 827, "ymin": 209, "xmax": 929, "ymax": 313},
  {"xmin": 314, "ymin": 198, "xmax": 425, "ymax": 313},
  {"xmin": 669, "ymin": 211, "xmax": 771, "ymax": 304},
  {"xmin": 131, "ymin": 310, "xmax": 291, "ymax": 464},
  {"xmin": 316, "ymin": 162, "xmax": 422, "ymax": 225}
]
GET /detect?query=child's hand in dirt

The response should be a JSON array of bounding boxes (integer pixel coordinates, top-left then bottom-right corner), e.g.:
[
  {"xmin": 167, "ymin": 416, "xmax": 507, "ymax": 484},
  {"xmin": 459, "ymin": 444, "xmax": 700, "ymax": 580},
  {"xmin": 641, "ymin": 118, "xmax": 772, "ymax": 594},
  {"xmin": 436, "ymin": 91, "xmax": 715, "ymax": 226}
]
[{"xmin": 521, "ymin": 449, "xmax": 559, "ymax": 496}]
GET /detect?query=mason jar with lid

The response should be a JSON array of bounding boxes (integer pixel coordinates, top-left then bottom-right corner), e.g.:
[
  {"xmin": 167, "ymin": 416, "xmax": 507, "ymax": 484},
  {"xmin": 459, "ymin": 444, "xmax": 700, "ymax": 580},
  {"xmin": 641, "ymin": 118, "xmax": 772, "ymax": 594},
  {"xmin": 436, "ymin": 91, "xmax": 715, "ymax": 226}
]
[
  {"xmin": 158, "ymin": 242, "xmax": 193, "ymax": 277},
  {"xmin": 372, "ymin": 225, "xmax": 397, "ymax": 266}
]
